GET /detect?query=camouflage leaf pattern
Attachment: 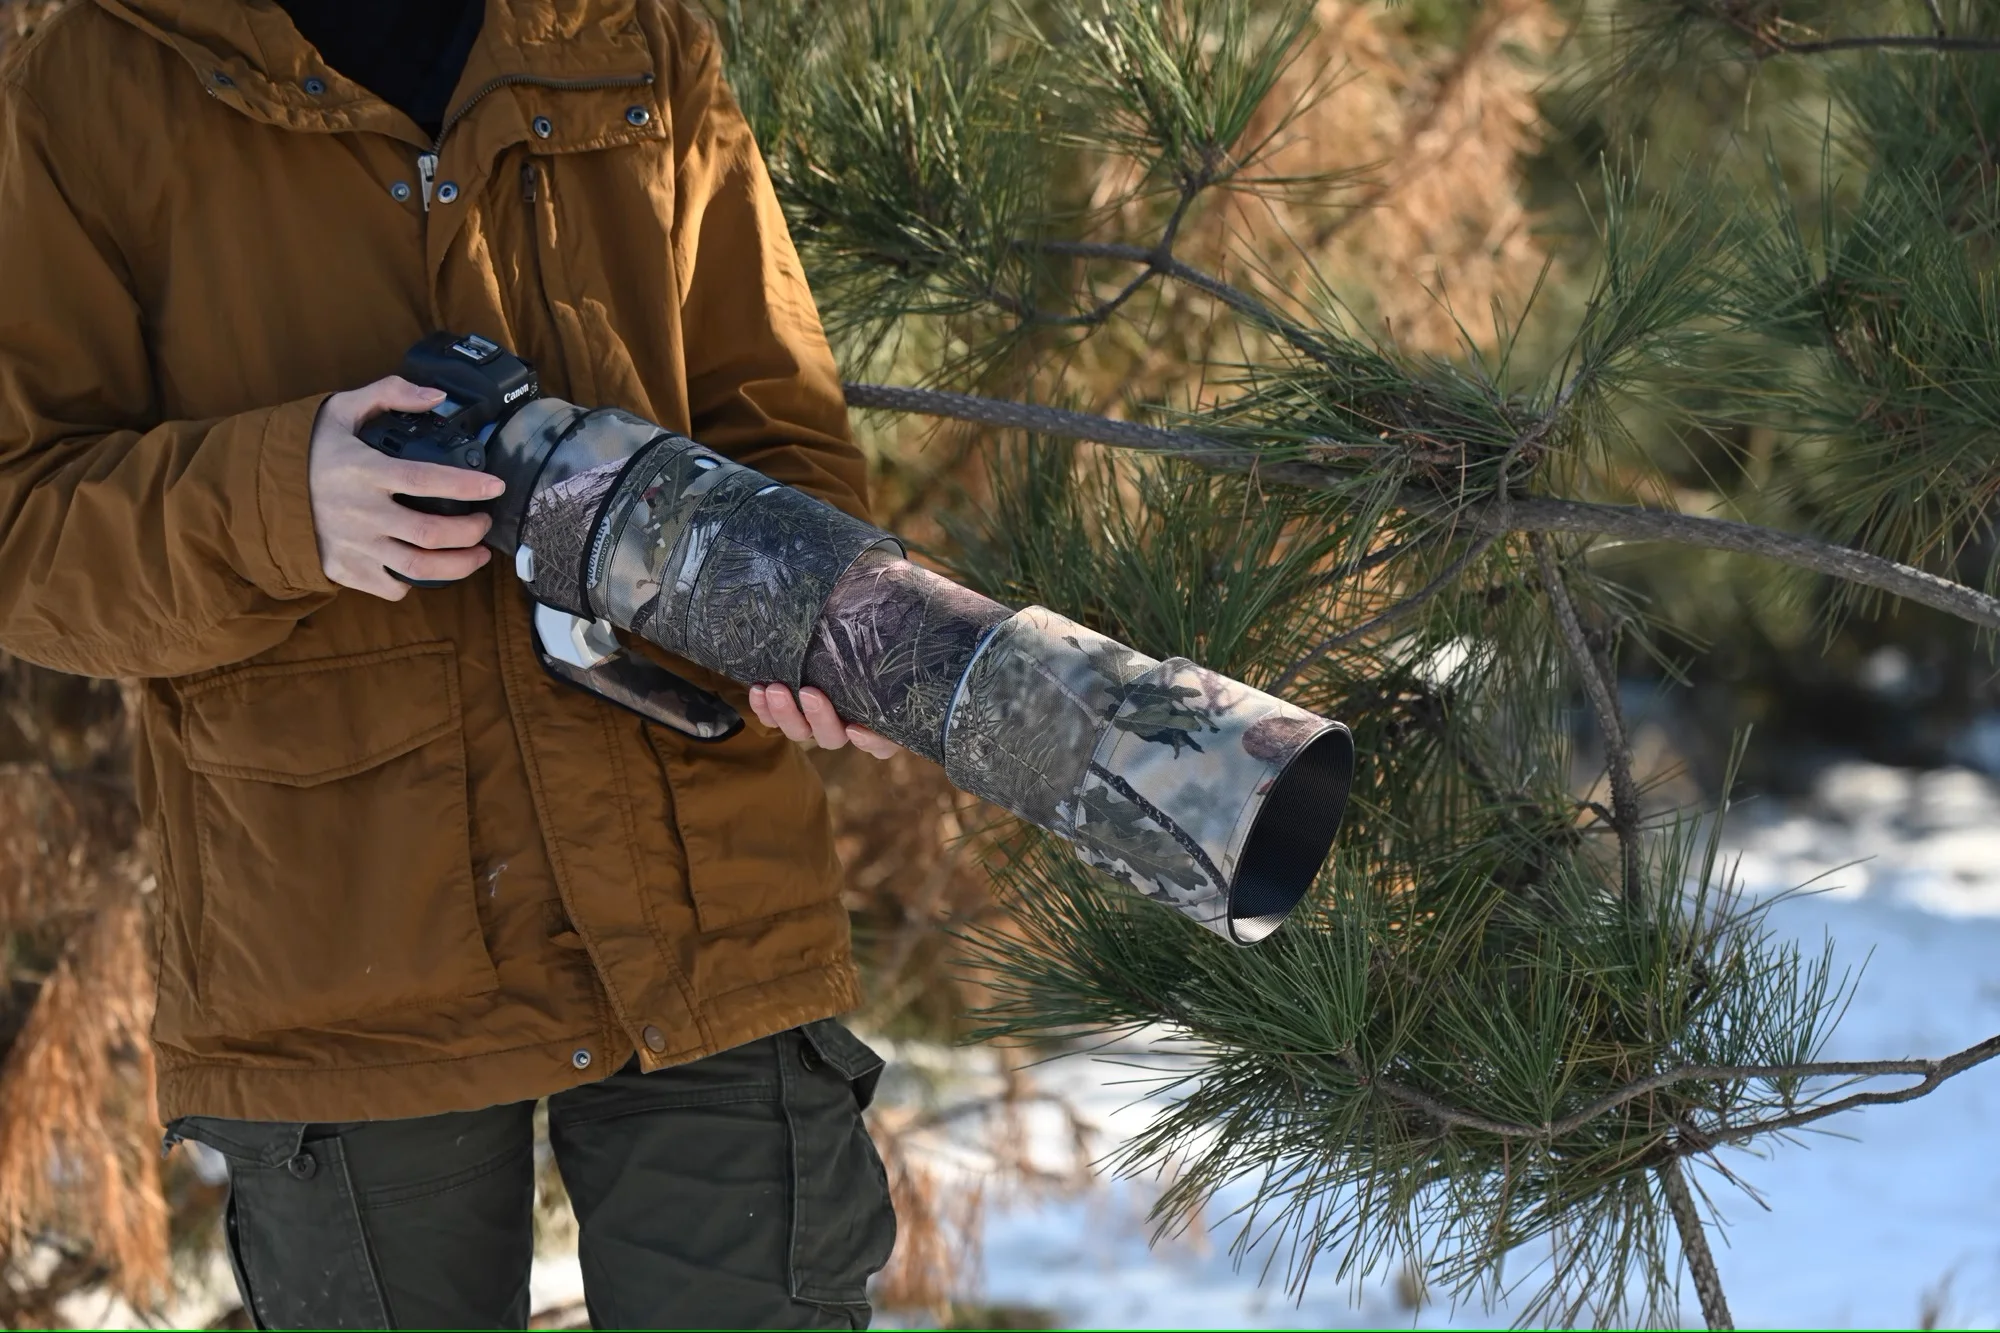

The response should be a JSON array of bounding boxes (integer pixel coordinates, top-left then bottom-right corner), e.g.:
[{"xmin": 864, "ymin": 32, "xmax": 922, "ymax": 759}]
[
  {"xmin": 519, "ymin": 459, "xmax": 625, "ymax": 619},
  {"xmin": 805, "ymin": 549, "xmax": 1011, "ymax": 759},
  {"xmin": 941, "ymin": 608, "xmax": 1158, "ymax": 830},
  {"xmin": 1070, "ymin": 659, "xmax": 1338, "ymax": 938},
  {"xmin": 686, "ymin": 481, "xmax": 896, "ymax": 686},
  {"xmin": 639, "ymin": 466, "xmax": 770, "ymax": 656},
  {"xmin": 592, "ymin": 433, "xmax": 715, "ymax": 633}
]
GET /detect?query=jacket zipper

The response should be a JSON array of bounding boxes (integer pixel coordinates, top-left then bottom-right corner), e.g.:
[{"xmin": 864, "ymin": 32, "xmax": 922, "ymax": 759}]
[{"xmin": 417, "ymin": 70, "xmax": 655, "ymax": 211}]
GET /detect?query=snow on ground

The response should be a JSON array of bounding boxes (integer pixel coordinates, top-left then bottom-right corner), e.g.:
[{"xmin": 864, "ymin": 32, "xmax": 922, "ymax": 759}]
[{"xmin": 907, "ymin": 762, "xmax": 2000, "ymax": 1329}]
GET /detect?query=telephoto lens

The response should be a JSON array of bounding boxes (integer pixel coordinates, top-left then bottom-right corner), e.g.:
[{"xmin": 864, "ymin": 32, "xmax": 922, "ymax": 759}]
[{"xmin": 382, "ymin": 336, "xmax": 1355, "ymax": 943}]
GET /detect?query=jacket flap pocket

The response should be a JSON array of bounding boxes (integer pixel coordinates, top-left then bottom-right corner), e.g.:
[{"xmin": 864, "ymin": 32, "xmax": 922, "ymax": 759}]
[{"xmin": 181, "ymin": 644, "xmax": 461, "ymax": 788}]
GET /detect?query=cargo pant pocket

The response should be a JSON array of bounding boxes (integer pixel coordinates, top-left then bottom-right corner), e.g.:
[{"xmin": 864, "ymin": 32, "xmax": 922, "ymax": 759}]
[
  {"xmin": 168, "ymin": 1117, "xmax": 391, "ymax": 1331},
  {"xmin": 784, "ymin": 1020, "xmax": 898, "ymax": 1310}
]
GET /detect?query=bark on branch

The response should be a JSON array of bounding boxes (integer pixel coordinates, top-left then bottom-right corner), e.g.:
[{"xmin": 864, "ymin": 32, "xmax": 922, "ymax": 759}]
[
  {"xmin": 1352, "ymin": 1032, "xmax": 2000, "ymax": 1144},
  {"xmin": 1660, "ymin": 1158, "xmax": 1734, "ymax": 1331},
  {"xmin": 1532, "ymin": 534, "xmax": 1643, "ymax": 907},
  {"xmin": 1746, "ymin": 32, "xmax": 2000, "ymax": 57},
  {"xmin": 843, "ymin": 384, "xmax": 2000, "ymax": 632}
]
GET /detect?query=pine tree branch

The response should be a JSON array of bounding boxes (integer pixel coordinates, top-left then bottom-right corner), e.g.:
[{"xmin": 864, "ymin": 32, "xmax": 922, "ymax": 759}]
[
  {"xmin": 1350, "ymin": 1033, "xmax": 2000, "ymax": 1143},
  {"xmin": 1702, "ymin": 7, "xmax": 2000, "ymax": 58},
  {"xmin": 843, "ymin": 383, "xmax": 2000, "ymax": 631},
  {"xmin": 1036, "ymin": 239, "xmax": 1334, "ymax": 365},
  {"xmin": 843, "ymin": 381, "xmax": 1336, "ymax": 487},
  {"xmin": 1497, "ymin": 522, "xmax": 1718, "ymax": 1319},
  {"xmin": 1269, "ymin": 362, "xmax": 1572, "ymax": 690},
  {"xmin": 1476, "ymin": 499, "xmax": 2000, "ymax": 631},
  {"xmin": 1747, "ymin": 32, "xmax": 2000, "ymax": 57},
  {"xmin": 1684, "ymin": 1031, "xmax": 2000, "ymax": 1150},
  {"xmin": 1660, "ymin": 1157, "xmax": 1734, "ymax": 1331},
  {"xmin": 1532, "ymin": 534, "xmax": 1643, "ymax": 908},
  {"xmin": 1035, "ymin": 188, "xmax": 1205, "ymax": 331}
]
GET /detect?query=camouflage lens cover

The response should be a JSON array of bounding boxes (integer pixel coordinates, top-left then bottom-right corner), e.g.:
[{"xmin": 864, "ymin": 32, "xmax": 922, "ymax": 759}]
[
  {"xmin": 519, "ymin": 458, "xmax": 629, "ymax": 619},
  {"xmin": 513, "ymin": 408, "xmax": 682, "ymax": 618},
  {"xmin": 644, "ymin": 466, "xmax": 770, "ymax": 658},
  {"xmin": 591, "ymin": 434, "xmax": 712, "ymax": 634},
  {"xmin": 941, "ymin": 607, "xmax": 1159, "ymax": 832},
  {"xmin": 807, "ymin": 550, "xmax": 1013, "ymax": 760},
  {"xmin": 498, "ymin": 394, "xmax": 1353, "ymax": 945},
  {"xmin": 684, "ymin": 480, "xmax": 899, "ymax": 687},
  {"xmin": 1071, "ymin": 660, "xmax": 1351, "ymax": 942}
]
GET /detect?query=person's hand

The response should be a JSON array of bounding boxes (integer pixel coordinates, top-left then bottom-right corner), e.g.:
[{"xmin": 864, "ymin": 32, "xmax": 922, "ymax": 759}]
[
  {"xmin": 748, "ymin": 684, "xmax": 901, "ymax": 759},
  {"xmin": 308, "ymin": 376, "xmax": 507, "ymax": 600}
]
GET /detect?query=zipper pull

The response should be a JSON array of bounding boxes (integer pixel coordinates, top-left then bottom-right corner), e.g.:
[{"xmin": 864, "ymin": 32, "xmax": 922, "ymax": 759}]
[
  {"xmin": 520, "ymin": 161, "xmax": 537, "ymax": 203},
  {"xmin": 418, "ymin": 152, "xmax": 439, "ymax": 212}
]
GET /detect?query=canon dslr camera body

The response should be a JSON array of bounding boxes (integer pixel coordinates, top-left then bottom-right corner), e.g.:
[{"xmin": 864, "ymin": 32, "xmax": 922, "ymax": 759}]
[{"xmin": 356, "ymin": 331, "xmax": 539, "ymax": 518}]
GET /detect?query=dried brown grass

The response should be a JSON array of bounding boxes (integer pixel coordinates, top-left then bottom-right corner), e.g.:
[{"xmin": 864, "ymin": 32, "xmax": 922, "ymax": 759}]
[
  {"xmin": 0, "ymin": 649, "xmax": 166, "ymax": 1321},
  {"xmin": 869, "ymin": 1127, "xmax": 986, "ymax": 1319},
  {"xmin": 0, "ymin": 765, "xmax": 142, "ymax": 937},
  {"xmin": 864, "ymin": 1043, "xmax": 1098, "ymax": 1321},
  {"xmin": 814, "ymin": 743, "xmax": 1016, "ymax": 1040},
  {"xmin": 0, "ymin": 894, "xmax": 167, "ymax": 1319},
  {"xmin": 1257, "ymin": 0, "xmax": 1563, "ymax": 354}
]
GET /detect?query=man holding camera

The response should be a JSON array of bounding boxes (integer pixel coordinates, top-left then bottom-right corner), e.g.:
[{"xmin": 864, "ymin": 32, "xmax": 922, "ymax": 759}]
[{"xmin": 0, "ymin": 0, "xmax": 898, "ymax": 1325}]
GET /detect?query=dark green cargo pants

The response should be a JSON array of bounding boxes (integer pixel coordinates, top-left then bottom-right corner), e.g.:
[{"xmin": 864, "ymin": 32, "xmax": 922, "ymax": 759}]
[{"xmin": 166, "ymin": 1021, "xmax": 897, "ymax": 1330}]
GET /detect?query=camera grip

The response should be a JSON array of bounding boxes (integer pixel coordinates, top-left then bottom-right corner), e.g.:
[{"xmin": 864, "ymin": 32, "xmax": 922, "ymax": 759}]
[{"xmin": 357, "ymin": 409, "xmax": 494, "ymax": 587}]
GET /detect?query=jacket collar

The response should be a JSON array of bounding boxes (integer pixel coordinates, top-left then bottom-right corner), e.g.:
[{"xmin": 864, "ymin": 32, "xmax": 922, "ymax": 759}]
[{"xmin": 94, "ymin": 0, "xmax": 654, "ymax": 145}]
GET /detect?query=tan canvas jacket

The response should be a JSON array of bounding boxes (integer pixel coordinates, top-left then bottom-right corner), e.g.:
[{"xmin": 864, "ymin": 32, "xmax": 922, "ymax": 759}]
[{"xmin": 0, "ymin": 0, "xmax": 871, "ymax": 1121}]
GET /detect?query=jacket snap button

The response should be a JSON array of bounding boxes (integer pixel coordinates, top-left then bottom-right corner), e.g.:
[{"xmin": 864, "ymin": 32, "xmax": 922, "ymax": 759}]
[
  {"xmin": 302, "ymin": 76, "xmax": 326, "ymax": 96},
  {"xmin": 799, "ymin": 1040, "xmax": 823, "ymax": 1072},
  {"xmin": 285, "ymin": 1150, "xmax": 317, "ymax": 1181},
  {"xmin": 642, "ymin": 1025, "xmax": 667, "ymax": 1054},
  {"xmin": 389, "ymin": 181, "xmax": 411, "ymax": 202},
  {"xmin": 532, "ymin": 115, "xmax": 553, "ymax": 139},
  {"xmin": 625, "ymin": 105, "xmax": 650, "ymax": 127},
  {"xmin": 572, "ymin": 1048, "xmax": 592, "ymax": 1070},
  {"xmin": 212, "ymin": 70, "xmax": 234, "ymax": 88},
  {"xmin": 436, "ymin": 181, "xmax": 460, "ymax": 205}
]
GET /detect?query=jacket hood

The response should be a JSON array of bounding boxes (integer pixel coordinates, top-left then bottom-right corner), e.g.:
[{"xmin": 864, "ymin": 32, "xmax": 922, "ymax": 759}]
[{"xmin": 92, "ymin": 0, "xmax": 654, "ymax": 141}]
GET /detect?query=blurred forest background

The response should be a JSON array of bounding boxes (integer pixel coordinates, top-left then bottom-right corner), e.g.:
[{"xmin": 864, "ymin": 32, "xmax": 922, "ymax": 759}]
[{"xmin": 3, "ymin": 0, "xmax": 1995, "ymax": 1326}]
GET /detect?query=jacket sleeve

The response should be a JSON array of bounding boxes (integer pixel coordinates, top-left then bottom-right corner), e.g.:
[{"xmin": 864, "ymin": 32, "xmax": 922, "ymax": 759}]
[
  {"xmin": 0, "ymin": 82, "xmax": 335, "ymax": 680},
  {"xmin": 665, "ymin": 8, "xmax": 874, "ymax": 526}
]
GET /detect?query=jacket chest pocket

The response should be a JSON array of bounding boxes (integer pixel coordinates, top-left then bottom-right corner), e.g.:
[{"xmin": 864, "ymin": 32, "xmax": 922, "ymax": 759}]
[{"xmin": 178, "ymin": 643, "xmax": 497, "ymax": 1035}]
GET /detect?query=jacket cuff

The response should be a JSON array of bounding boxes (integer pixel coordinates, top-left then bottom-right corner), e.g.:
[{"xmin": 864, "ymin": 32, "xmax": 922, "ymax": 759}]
[{"xmin": 255, "ymin": 393, "xmax": 336, "ymax": 597}]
